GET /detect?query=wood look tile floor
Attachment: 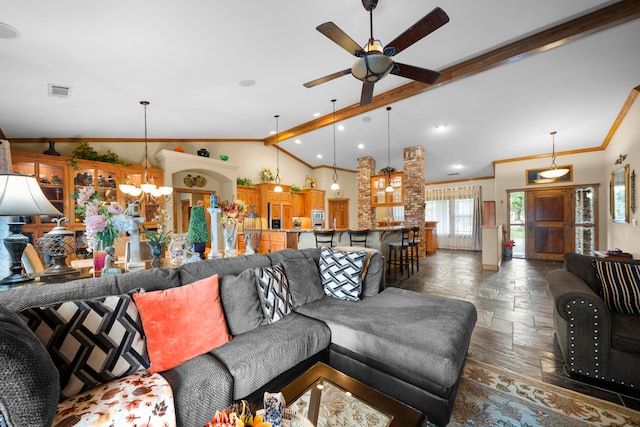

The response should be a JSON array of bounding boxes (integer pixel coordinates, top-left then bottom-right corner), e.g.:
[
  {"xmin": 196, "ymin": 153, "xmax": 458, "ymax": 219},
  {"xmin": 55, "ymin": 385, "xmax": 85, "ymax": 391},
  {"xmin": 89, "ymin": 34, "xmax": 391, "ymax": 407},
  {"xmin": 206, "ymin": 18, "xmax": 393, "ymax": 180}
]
[{"xmin": 387, "ymin": 249, "xmax": 640, "ymax": 412}]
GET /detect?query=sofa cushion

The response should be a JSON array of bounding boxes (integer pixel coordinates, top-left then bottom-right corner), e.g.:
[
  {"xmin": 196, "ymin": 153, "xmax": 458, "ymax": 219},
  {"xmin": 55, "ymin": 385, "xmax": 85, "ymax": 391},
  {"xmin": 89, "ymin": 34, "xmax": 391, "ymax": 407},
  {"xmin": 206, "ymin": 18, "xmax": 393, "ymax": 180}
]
[
  {"xmin": 0, "ymin": 304, "xmax": 59, "ymax": 426},
  {"xmin": 593, "ymin": 260, "xmax": 640, "ymax": 315},
  {"xmin": 255, "ymin": 264, "xmax": 293, "ymax": 323},
  {"xmin": 53, "ymin": 371, "xmax": 176, "ymax": 426},
  {"xmin": 134, "ymin": 274, "xmax": 230, "ymax": 373},
  {"xmin": 611, "ymin": 312, "xmax": 640, "ymax": 354},
  {"xmin": 219, "ymin": 268, "xmax": 265, "ymax": 335},
  {"xmin": 211, "ymin": 313, "xmax": 331, "ymax": 399},
  {"xmin": 319, "ymin": 247, "xmax": 366, "ymax": 301},
  {"xmin": 19, "ymin": 292, "xmax": 148, "ymax": 401},
  {"xmin": 179, "ymin": 254, "xmax": 272, "ymax": 287},
  {"xmin": 281, "ymin": 258, "xmax": 324, "ymax": 308},
  {"xmin": 296, "ymin": 287, "xmax": 477, "ymax": 394}
]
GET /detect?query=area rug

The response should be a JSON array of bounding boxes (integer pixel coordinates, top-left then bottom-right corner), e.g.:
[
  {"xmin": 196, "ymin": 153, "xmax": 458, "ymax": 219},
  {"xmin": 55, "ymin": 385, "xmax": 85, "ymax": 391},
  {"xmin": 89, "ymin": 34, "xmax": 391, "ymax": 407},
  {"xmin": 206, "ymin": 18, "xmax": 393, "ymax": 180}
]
[{"xmin": 444, "ymin": 358, "xmax": 640, "ymax": 427}]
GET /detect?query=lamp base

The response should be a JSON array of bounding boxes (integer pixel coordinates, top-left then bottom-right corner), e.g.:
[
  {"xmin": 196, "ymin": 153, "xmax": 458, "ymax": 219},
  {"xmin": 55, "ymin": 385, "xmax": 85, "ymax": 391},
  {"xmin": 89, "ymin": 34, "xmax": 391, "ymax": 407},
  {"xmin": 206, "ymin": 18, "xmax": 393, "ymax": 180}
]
[{"xmin": 0, "ymin": 223, "xmax": 32, "ymax": 286}]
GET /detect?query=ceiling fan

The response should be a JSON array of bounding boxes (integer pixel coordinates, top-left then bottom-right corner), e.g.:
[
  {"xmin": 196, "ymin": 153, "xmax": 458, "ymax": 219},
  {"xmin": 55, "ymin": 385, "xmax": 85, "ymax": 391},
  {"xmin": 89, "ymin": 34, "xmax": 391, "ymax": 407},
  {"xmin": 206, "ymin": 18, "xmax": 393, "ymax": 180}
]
[{"xmin": 303, "ymin": 0, "xmax": 449, "ymax": 106}]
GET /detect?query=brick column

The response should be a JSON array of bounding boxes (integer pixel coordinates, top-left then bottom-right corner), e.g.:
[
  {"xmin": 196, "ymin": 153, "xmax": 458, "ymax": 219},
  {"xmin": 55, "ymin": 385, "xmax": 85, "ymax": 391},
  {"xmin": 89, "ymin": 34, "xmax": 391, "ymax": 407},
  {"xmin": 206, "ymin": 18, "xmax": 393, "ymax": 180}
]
[
  {"xmin": 356, "ymin": 156, "xmax": 376, "ymax": 228},
  {"xmin": 403, "ymin": 146, "xmax": 426, "ymax": 257}
]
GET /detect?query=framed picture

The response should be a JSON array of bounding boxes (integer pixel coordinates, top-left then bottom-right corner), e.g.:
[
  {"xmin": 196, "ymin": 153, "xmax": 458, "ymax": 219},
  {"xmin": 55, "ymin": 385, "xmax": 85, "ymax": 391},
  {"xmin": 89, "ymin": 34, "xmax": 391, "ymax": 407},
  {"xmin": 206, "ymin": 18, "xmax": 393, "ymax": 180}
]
[
  {"xmin": 335, "ymin": 189, "xmax": 344, "ymax": 198},
  {"xmin": 525, "ymin": 165, "xmax": 573, "ymax": 185},
  {"xmin": 611, "ymin": 164, "xmax": 630, "ymax": 223}
]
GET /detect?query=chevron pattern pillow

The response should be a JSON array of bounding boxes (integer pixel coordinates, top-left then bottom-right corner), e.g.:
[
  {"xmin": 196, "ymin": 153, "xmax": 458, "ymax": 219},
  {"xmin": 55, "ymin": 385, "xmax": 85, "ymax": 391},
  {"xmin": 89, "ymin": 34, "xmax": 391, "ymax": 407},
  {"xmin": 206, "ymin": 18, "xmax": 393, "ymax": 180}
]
[
  {"xmin": 593, "ymin": 260, "xmax": 640, "ymax": 315},
  {"xmin": 320, "ymin": 247, "xmax": 366, "ymax": 301},
  {"xmin": 256, "ymin": 264, "xmax": 293, "ymax": 323},
  {"xmin": 20, "ymin": 293, "xmax": 149, "ymax": 401}
]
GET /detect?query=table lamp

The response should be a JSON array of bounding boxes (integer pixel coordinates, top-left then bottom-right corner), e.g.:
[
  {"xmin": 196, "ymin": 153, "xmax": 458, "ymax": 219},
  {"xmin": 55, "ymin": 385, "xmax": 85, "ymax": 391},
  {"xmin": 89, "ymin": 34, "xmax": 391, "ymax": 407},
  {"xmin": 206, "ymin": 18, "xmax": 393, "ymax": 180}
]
[{"xmin": 0, "ymin": 174, "xmax": 62, "ymax": 285}]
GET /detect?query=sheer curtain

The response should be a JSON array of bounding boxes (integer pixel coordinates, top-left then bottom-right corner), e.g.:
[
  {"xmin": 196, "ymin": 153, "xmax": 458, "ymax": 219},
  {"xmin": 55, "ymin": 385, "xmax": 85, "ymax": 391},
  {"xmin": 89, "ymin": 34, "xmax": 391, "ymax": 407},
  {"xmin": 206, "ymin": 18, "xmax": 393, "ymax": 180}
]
[{"xmin": 424, "ymin": 186, "xmax": 483, "ymax": 251}]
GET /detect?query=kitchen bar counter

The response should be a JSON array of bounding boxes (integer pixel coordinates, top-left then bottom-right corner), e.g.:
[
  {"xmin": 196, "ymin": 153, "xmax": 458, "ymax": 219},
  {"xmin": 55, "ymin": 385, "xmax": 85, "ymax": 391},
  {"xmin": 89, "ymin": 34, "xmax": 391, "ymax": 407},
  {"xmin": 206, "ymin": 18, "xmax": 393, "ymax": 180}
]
[{"xmin": 264, "ymin": 227, "xmax": 408, "ymax": 251}]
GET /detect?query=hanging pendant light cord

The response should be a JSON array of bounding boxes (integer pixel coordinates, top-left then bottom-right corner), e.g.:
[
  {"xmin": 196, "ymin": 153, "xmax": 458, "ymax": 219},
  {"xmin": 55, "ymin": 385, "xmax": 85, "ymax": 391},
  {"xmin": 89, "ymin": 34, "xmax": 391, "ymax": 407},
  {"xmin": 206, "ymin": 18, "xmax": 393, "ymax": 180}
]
[
  {"xmin": 332, "ymin": 99, "xmax": 338, "ymax": 183},
  {"xmin": 387, "ymin": 106, "xmax": 392, "ymax": 177},
  {"xmin": 549, "ymin": 131, "xmax": 558, "ymax": 169},
  {"xmin": 141, "ymin": 101, "xmax": 149, "ymax": 184},
  {"xmin": 274, "ymin": 115, "xmax": 280, "ymax": 185}
]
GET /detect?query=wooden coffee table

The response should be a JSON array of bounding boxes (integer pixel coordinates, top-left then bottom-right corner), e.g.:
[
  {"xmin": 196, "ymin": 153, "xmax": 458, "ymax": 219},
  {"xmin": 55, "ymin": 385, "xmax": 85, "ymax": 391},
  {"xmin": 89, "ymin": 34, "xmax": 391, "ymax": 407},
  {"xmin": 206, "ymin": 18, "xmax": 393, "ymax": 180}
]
[{"xmin": 279, "ymin": 362, "xmax": 425, "ymax": 427}]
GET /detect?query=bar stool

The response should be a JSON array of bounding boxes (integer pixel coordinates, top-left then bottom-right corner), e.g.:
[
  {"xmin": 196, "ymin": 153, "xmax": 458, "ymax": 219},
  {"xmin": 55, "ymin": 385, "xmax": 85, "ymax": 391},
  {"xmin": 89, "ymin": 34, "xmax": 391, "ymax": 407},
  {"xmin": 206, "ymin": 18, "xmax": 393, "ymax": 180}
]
[
  {"xmin": 387, "ymin": 228, "xmax": 411, "ymax": 279},
  {"xmin": 314, "ymin": 230, "xmax": 335, "ymax": 248},
  {"xmin": 348, "ymin": 229, "xmax": 369, "ymax": 247},
  {"xmin": 408, "ymin": 226, "xmax": 420, "ymax": 274}
]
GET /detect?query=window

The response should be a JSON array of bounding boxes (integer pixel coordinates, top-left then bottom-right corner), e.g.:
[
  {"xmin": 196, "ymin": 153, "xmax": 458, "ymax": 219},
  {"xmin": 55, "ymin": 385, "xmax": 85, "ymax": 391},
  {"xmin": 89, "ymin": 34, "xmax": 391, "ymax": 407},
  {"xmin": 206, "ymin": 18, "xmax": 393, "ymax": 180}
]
[{"xmin": 425, "ymin": 198, "xmax": 472, "ymax": 237}]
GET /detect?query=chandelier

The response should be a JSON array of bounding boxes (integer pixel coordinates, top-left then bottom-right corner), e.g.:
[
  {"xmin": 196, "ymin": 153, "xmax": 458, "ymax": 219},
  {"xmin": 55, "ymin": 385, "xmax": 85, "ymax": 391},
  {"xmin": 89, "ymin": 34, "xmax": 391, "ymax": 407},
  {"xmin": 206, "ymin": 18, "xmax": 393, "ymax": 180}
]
[{"xmin": 119, "ymin": 101, "xmax": 173, "ymax": 200}]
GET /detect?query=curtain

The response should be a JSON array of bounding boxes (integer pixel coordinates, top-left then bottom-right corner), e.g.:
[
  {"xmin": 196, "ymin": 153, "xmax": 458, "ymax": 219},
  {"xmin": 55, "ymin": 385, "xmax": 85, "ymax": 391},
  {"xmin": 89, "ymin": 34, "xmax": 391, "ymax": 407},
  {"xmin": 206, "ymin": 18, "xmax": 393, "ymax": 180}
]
[
  {"xmin": 0, "ymin": 140, "xmax": 12, "ymax": 277},
  {"xmin": 424, "ymin": 186, "xmax": 482, "ymax": 251}
]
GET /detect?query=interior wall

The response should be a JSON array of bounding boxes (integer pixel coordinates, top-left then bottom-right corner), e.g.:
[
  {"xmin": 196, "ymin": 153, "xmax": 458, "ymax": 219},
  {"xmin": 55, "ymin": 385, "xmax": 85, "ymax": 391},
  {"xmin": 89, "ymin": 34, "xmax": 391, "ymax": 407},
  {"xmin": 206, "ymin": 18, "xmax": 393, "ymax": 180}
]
[{"xmin": 603, "ymin": 94, "xmax": 640, "ymax": 256}]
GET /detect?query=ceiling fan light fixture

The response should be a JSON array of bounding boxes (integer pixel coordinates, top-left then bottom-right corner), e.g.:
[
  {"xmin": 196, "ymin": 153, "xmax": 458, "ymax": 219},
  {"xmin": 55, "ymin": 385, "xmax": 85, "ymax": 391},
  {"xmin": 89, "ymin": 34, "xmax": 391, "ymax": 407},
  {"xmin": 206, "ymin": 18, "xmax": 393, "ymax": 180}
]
[
  {"xmin": 365, "ymin": 39, "xmax": 383, "ymax": 53},
  {"xmin": 352, "ymin": 53, "xmax": 393, "ymax": 82},
  {"xmin": 539, "ymin": 131, "xmax": 570, "ymax": 179},
  {"xmin": 385, "ymin": 106, "xmax": 394, "ymax": 193}
]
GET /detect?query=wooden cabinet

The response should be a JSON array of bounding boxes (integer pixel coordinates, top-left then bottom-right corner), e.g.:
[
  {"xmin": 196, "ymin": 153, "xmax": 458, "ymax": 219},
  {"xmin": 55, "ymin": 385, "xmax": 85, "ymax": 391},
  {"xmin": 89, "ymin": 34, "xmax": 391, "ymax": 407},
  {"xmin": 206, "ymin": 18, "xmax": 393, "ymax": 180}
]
[
  {"xmin": 11, "ymin": 151, "xmax": 165, "ymax": 237},
  {"xmin": 291, "ymin": 192, "xmax": 305, "ymax": 217},
  {"xmin": 237, "ymin": 185, "xmax": 260, "ymax": 212},
  {"xmin": 301, "ymin": 188, "xmax": 325, "ymax": 216},
  {"xmin": 425, "ymin": 221, "xmax": 438, "ymax": 254},
  {"xmin": 257, "ymin": 183, "xmax": 290, "ymax": 218},
  {"xmin": 371, "ymin": 172, "xmax": 403, "ymax": 206}
]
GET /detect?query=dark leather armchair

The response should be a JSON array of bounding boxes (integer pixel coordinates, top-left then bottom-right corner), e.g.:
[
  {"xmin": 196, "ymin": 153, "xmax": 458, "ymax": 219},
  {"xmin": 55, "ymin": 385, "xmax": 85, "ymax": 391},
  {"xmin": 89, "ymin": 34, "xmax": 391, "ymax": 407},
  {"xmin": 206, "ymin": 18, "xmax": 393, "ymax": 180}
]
[{"xmin": 547, "ymin": 253, "xmax": 640, "ymax": 388}]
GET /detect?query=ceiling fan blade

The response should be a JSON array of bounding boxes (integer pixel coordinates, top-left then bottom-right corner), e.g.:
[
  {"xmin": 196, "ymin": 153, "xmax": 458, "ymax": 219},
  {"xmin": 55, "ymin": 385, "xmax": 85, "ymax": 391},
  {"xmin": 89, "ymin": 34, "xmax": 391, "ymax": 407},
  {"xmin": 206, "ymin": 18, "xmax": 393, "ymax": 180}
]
[
  {"xmin": 384, "ymin": 7, "xmax": 449, "ymax": 57},
  {"xmin": 391, "ymin": 63, "xmax": 441, "ymax": 84},
  {"xmin": 317, "ymin": 22, "xmax": 364, "ymax": 57},
  {"xmin": 303, "ymin": 69, "xmax": 352, "ymax": 88},
  {"xmin": 360, "ymin": 81, "xmax": 375, "ymax": 106}
]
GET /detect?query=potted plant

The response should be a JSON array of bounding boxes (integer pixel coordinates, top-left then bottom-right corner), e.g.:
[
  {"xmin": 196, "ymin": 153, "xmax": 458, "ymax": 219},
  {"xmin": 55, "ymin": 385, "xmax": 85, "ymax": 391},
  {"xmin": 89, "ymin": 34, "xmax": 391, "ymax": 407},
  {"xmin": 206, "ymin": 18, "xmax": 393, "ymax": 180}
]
[
  {"xmin": 259, "ymin": 167, "xmax": 274, "ymax": 183},
  {"xmin": 186, "ymin": 204, "xmax": 209, "ymax": 259}
]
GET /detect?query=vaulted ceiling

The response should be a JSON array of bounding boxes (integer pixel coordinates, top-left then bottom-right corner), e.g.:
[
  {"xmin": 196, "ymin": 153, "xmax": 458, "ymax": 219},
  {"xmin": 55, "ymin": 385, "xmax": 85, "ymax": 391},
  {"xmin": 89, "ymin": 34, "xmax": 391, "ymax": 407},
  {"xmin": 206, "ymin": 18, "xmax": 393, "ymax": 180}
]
[{"xmin": 2, "ymin": 1, "xmax": 639, "ymax": 182}]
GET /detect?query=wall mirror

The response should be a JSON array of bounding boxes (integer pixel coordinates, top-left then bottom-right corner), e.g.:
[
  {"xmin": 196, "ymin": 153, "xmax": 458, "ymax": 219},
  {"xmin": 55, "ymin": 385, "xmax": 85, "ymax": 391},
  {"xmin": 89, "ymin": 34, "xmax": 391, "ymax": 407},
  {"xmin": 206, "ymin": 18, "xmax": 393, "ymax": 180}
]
[{"xmin": 611, "ymin": 164, "xmax": 630, "ymax": 223}]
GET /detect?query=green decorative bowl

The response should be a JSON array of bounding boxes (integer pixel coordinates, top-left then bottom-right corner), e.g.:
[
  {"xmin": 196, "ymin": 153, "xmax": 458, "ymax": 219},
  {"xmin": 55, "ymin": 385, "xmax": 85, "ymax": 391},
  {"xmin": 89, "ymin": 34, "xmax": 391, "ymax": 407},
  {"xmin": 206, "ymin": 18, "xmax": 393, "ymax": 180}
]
[{"xmin": 219, "ymin": 155, "xmax": 229, "ymax": 161}]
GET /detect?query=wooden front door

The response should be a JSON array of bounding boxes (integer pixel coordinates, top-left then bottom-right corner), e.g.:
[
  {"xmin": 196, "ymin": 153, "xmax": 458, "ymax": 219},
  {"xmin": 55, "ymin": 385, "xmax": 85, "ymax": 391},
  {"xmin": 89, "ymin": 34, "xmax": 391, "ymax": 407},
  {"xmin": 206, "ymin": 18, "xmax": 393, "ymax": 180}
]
[
  {"xmin": 526, "ymin": 189, "xmax": 573, "ymax": 261},
  {"xmin": 328, "ymin": 198, "xmax": 349, "ymax": 230}
]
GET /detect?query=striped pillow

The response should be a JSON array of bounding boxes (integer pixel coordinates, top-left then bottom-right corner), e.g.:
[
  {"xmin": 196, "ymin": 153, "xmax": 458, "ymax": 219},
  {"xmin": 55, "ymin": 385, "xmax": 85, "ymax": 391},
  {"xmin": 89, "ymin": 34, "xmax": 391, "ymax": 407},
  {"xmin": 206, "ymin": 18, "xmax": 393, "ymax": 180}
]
[
  {"xmin": 255, "ymin": 264, "xmax": 293, "ymax": 323},
  {"xmin": 320, "ymin": 247, "xmax": 366, "ymax": 301},
  {"xmin": 593, "ymin": 260, "xmax": 640, "ymax": 315}
]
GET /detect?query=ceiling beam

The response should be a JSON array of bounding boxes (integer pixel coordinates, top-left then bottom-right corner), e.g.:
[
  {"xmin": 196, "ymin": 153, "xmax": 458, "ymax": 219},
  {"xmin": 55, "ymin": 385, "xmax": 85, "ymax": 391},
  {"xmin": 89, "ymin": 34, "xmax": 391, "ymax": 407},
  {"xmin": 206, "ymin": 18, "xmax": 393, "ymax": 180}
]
[{"xmin": 265, "ymin": 0, "xmax": 640, "ymax": 146}]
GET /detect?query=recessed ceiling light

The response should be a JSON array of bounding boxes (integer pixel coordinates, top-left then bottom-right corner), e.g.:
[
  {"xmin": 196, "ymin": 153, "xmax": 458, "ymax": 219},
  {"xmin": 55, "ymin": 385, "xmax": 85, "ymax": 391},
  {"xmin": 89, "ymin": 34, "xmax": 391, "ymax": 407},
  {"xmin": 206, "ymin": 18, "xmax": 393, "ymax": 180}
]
[
  {"xmin": 238, "ymin": 79, "xmax": 256, "ymax": 87},
  {"xmin": 313, "ymin": 112, "xmax": 321, "ymax": 117},
  {"xmin": 362, "ymin": 116, "xmax": 372, "ymax": 123},
  {"xmin": 453, "ymin": 164, "xmax": 464, "ymax": 169},
  {"xmin": 357, "ymin": 143, "xmax": 365, "ymax": 149},
  {"xmin": 270, "ymin": 130, "xmax": 276, "ymax": 135},
  {"xmin": 337, "ymin": 125, "xmax": 345, "ymax": 131},
  {"xmin": 434, "ymin": 124, "xmax": 448, "ymax": 132},
  {"xmin": 0, "ymin": 22, "xmax": 19, "ymax": 39},
  {"xmin": 316, "ymin": 154, "xmax": 323, "ymax": 159},
  {"xmin": 294, "ymin": 139, "xmax": 302, "ymax": 144}
]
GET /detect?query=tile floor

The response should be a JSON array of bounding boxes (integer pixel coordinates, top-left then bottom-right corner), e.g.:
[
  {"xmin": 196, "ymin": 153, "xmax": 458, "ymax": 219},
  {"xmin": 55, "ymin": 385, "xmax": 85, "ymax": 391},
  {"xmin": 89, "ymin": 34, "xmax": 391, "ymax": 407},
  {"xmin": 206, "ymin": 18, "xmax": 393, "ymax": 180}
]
[{"xmin": 387, "ymin": 249, "xmax": 640, "ymax": 411}]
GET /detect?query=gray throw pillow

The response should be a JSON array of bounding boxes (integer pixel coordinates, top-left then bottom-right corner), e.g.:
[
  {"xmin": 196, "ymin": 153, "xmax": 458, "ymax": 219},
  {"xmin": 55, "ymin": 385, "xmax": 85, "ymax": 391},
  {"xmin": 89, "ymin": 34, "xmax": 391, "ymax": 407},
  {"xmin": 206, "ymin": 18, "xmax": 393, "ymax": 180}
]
[
  {"xmin": 0, "ymin": 304, "xmax": 59, "ymax": 426},
  {"xmin": 282, "ymin": 258, "xmax": 324, "ymax": 308},
  {"xmin": 219, "ymin": 268, "xmax": 265, "ymax": 335}
]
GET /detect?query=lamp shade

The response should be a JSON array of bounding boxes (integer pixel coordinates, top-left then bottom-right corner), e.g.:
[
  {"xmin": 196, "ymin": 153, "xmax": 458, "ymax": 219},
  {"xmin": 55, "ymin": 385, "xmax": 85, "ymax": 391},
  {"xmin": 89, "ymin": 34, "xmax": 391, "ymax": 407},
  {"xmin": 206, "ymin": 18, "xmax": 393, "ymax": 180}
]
[
  {"xmin": 539, "ymin": 167, "xmax": 570, "ymax": 179},
  {"xmin": 0, "ymin": 174, "xmax": 62, "ymax": 216}
]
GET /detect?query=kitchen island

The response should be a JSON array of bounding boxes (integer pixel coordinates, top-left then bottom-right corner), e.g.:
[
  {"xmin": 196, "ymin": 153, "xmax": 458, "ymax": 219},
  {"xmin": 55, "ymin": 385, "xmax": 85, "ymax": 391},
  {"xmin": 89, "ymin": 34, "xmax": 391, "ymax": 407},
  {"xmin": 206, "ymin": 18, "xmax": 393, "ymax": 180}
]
[{"xmin": 266, "ymin": 227, "xmax": 408, "ymax": 253}]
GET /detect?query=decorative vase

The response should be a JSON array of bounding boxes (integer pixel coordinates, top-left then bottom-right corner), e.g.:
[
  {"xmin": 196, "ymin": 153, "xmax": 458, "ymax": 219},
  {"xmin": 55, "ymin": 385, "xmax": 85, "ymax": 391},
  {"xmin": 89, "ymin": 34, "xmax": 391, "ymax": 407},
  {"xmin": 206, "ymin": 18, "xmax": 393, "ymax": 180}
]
[
  {"xmin": 263, "ymin": 392, "xmax": 286, "ymax": 427},
  {"xmin": 222, "ymin": 222, "xmax": 238, "ymax": 257},
  {"xmin": 92, "ymin": 237, "xmax": 114, "ymax": 278},
  {"xmin": 504, "ymin": 246, "xmax": 513, "ymax": 260},
  {"xmin": 43, "ymin": 140, "xmax": 61, "ymax": 156},
  {"xmin": 197, "ymin": 148, "xmax": 210, "ymax": 157},
  {"xmin": 168, "ymin": 233, "xmax": 187, "ymax": 266},
  {"xmin": 127, "ymin": 218, "xmax": 146, "ymax": 272},
  {"xmin": 146, "ymin": 241, "xmax": 165, "ymax": 268}
]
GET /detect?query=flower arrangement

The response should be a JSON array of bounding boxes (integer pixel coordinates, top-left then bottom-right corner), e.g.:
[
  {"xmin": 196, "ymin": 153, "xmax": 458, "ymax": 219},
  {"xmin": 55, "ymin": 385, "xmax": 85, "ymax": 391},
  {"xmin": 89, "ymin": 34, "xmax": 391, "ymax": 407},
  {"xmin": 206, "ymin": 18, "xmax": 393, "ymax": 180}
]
[
  {"xmin": 143, "ymin": 208, "xmax": 173, "ymax": 249},
  {"xmin": 505, "ymin": 240, "xmax": 516, "ymax": 249},
  {"xmin": 305, "ymin": 176, "xmax": 317, "ymax": 188},
  {"xmin": 219, "ymin": 197, "xmax": 248, "ymax": 225},
  {"xmin": 259, "ymin": 167, "xmax": 274, "ymax": 183},
  {"xmin": 205, "ymin": 401, "xmax": 270, "ymax": 427},
  {"xmin": 72, "ymin": 187, "xmax": 137, "ymax": 250}
]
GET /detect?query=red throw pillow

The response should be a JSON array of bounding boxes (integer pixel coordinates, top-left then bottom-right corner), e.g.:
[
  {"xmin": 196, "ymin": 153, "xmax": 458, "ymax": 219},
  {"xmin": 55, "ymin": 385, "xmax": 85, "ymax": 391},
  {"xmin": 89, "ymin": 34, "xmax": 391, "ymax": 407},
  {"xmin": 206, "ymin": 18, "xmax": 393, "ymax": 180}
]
[{"xmin": 133, "ymin": 274, "xmax": 230, "ymax": 372}]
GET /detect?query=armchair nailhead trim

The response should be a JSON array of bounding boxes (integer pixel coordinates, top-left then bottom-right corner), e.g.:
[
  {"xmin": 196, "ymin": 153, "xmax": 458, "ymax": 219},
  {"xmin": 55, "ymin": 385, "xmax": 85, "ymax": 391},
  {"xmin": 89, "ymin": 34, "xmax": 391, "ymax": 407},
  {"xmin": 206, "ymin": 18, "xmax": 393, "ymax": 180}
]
[{"xmin": 565, "ymin": 299, "xmax": 635, "ymax": 388}]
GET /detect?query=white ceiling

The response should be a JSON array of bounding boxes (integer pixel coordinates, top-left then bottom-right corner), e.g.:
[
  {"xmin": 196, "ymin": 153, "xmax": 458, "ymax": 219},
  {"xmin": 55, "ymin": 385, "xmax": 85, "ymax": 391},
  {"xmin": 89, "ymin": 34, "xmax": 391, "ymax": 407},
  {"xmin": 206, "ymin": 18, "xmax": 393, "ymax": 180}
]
[{"xmin": 1, "ymin": 1, "xmax": 639, "ymax": 182}]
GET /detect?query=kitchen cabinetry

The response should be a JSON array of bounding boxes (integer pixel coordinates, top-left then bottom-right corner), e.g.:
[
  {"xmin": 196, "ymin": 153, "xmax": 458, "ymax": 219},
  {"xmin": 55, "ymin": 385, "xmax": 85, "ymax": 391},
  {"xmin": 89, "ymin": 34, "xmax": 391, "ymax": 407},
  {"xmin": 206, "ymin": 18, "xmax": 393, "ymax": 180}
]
[
  {"xmin": 371, "ymin": 172, "xmax": 403, "ymax": 206},
  {"xmin": 237, "ymin": 185, "xmax": 260, "ymax": 212},
  {"xmin": 301, "ymin": 188, "xmax": 325, "ymax": 215},
  {"xmin": 291, "ymin": 192, "xmax": 305, "ymax": 217}
]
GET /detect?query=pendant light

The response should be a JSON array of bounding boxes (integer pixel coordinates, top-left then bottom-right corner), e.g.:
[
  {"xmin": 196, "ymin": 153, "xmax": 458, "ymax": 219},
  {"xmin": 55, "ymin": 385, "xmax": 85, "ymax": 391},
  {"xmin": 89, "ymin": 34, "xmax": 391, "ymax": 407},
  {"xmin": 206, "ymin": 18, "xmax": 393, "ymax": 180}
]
[
  {"xmin": 385, "ymin": 106, "xmax": 394, "ymax": 193},
  {"xmin": 273, "ymin": 114, "xmax": 283, "ymax": 193},
  {"xmin": 539, "ymin": 131, "xmax": 569, "ymax": 179},
  {"xmin": 119, "ymin": 101, "xmax": 173, "ymax": 199},
  {"xmin": 330, "ymin": 99, "xmax": 340, "ymax": 191}
]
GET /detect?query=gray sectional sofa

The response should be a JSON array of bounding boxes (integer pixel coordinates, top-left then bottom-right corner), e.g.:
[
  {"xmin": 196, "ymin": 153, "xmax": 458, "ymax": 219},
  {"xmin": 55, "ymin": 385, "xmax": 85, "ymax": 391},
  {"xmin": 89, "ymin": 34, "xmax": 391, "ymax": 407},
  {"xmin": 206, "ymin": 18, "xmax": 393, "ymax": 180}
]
[{"xmin": 0, "ymin": 248, "xmax": 477, "ymax": 426}]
